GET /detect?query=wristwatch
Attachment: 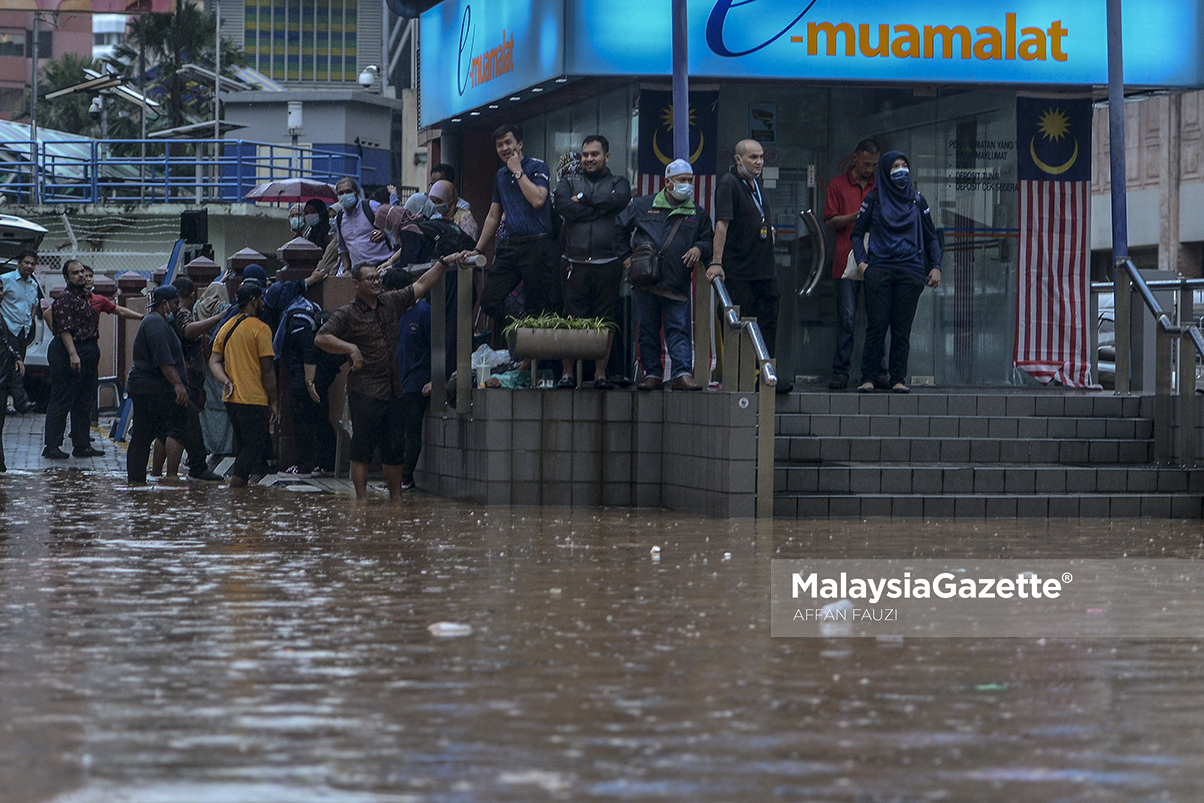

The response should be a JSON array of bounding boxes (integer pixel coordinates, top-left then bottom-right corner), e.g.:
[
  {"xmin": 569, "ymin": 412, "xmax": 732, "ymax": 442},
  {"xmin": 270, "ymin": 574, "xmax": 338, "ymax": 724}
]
[{"xmin": 512, "ymin": 171, "xmax": 523, "ymax": 180}]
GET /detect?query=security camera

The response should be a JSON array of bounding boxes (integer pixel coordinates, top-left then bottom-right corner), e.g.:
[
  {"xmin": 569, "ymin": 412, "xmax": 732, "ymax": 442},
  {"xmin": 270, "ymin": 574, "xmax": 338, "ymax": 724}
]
[
  {"xmin": 357, "ymin": 65, "xmax": 379, "ymax": 88},
  {"xmin": 89, "ymin": 97, "xmax": 102, "ymax": 121}
]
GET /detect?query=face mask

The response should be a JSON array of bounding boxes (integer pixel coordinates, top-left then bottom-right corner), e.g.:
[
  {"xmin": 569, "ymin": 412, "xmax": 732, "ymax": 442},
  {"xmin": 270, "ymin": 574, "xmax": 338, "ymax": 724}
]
[
  {"xmin": 668, "ymin": 182, "xmax": 694, "ymax": 202},
  {"xmin": 432, "ymin": 202, "xmax": 450, "ymax": 217},
  {"xmin": 890, "ymin": 167, "xmax": 910, "ymax": 187},
  {"xmin": 305, "ymin": 213, "xmax": 321, "ymax": 226},
  {"xmin": 289, "ymin": 217, "xmax": 304, "ymax": 231},
  {"xmin": 165, "ymin": 312, "xmax": 176, "ymax": 323},
  {"xmin": 736, "ymin": 159, "xmax": 756, "ymax": 180},
  {"xmin": 338, "ymin": 192, "xmax": 358, "ymax": 210}
]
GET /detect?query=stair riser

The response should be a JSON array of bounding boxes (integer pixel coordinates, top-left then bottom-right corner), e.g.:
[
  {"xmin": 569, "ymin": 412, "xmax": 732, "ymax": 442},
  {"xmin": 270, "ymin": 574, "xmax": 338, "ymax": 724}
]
[
  {"xmin": 775, "ymin": 466, "xmax": 1202, "ymax": 495},
  {"xmin": 776, "ymin": 437, "xmax": 1153, "ymax": 464},
  {"xmin": 773, "ymin": 494, "xmax": 1203, "ymax": 519}
]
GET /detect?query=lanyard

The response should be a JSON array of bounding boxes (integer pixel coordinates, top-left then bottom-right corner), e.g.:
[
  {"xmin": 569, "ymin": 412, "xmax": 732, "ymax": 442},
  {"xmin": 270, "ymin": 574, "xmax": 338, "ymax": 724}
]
[{"xmin": 744, "ymin": 177, "xmax": 764, "ymax": 221}]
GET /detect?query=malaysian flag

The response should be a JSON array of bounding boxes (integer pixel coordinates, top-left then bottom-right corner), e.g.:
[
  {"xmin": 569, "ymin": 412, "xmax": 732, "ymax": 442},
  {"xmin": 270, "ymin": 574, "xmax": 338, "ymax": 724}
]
[{"xmin": 1014, "ymin": 96, "xmax": 1097, "ymax": 388}]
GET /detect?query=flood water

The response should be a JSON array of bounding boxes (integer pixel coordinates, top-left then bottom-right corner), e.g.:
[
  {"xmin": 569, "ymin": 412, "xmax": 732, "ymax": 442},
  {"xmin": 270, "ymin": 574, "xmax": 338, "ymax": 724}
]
[{"xmin": 3, "ymin": 469, "xmax": 1204, "ymax": 802}]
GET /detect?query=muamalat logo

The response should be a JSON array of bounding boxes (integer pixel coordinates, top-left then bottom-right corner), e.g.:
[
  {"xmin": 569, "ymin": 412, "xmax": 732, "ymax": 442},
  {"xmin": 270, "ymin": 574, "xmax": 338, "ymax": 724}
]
[
  {"xmin": 706, "ymin": 1, "xmax": 1069, "ymax": 63},
  {"xmin": 457, "ymin": 6, "xmax": 515, "ymax": 97}
]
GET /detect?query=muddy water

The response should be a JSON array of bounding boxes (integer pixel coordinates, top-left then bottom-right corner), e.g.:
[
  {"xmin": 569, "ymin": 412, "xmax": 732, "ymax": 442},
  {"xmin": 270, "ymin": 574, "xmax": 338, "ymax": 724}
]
[{"xmin": 2, "ymin": 471, "xmax": 1204, "ymax": 802}]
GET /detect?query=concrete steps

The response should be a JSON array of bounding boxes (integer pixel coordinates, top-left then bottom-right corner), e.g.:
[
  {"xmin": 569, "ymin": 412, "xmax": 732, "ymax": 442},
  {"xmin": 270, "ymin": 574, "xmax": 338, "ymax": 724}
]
[{"xmin": 771, "ymin": 390, "xmax": 1203, "ymax": 519}]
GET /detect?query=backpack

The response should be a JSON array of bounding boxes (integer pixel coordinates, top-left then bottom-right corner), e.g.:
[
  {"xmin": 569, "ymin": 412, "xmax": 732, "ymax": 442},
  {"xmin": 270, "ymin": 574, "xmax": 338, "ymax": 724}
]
[{"xmin": 416, "ymin": 218, "xmax": 476, "ymax": 257}]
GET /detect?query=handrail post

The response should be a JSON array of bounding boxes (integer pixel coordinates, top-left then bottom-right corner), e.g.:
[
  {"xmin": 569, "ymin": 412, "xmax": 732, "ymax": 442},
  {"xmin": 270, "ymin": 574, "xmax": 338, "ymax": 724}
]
[
  {"xmin": 1115, "ymin": 261, "xmax": 1132, "ymax": 394},
  {"xmin": 430, "ymin": 270, "xmax": 447, "ymax": 412},
  {"xmin": 1181, "ymin": 290, "xmax": 1197, "ymax": 467},
  {"xmin": 1155, "ymin": 320, "xmax": 1173, "ymax": 463},
  {"xmin": 756, "ymin": 357, "xmax": 776, "ymax": 518},
  {"xmin": 456, "ymin": 263, "xmax": 472, "ymax": 415},
  {"xmin": 738, "ymin": 317, "xmax": 757, "ymax": 392},
  {"xmin": 722, "ymin": 304, "xmax": 740, "ymax": 390},
  {"xmin": 695, "ymin": 273, "xmax": 711, "ymax": 386}
]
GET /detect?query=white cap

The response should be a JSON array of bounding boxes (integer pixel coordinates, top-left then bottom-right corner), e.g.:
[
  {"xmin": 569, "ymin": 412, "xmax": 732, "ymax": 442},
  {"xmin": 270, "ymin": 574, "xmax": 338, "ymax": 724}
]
[{"xmin": 665, "ymin": 158, "xmax": 693, "ymax": 177}]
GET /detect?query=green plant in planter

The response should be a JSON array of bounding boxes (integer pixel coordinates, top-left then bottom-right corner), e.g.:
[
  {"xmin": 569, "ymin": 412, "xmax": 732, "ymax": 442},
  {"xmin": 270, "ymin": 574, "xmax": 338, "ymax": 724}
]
[{"xmin": 502, "ymin": 314, "xmax": 618, "ymax": 337}]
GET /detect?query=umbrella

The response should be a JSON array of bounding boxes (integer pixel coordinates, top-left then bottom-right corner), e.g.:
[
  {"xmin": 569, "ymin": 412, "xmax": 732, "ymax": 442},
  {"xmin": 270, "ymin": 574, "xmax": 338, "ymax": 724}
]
[{"xmin": 244, "ymin": 178, "xmax": 338, "ymax": 205}]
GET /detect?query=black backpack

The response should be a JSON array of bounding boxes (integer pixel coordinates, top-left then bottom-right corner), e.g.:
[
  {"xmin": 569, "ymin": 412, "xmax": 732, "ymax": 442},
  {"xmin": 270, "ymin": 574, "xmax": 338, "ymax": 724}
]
[{"xmin": 416, "ymin": 218, "xmax": 475, "ymax": 257}]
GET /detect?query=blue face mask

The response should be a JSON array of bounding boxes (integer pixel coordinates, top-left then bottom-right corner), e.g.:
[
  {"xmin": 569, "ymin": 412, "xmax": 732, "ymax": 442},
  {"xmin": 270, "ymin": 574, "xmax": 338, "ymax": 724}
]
[
  {"xmin": 338, "ymin": 192, "xmax": 358, "ymax": 210},
  {"xmin": 890, "ymin": 167, "xmax": 910, "ymax": 187},
  {"xmin": 165, "ymin": 312, "xmax": 175, "ymax": 323},
  {"xmin": 289, "ymin": 216, "xmax": 304, "ymax": 231},
  {"xmin": 668, "ymin": 182, "xmax": 694, "ymax": 202}
]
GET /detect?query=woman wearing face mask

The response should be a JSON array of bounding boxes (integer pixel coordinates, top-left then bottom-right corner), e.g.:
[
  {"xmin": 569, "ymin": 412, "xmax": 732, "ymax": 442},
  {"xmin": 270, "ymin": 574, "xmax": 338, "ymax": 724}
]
[
  {"xmin": 615, "ymin": 159, "xmax": 714, "ymax": 391},
  {"xmin": 851, "ymin": 151, "xmax": 942, "ymax": 394},
  {"xmin": 301, "ymin": 200, "xmax": 331, "ymax": 249},
  {"xmin": 287, "ymin": 204, "xmax": 306, "ymax": 238}
]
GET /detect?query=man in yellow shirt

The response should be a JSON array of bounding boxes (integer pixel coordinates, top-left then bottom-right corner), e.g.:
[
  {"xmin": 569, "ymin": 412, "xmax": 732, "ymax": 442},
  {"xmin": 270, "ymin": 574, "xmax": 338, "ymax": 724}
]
[{"xmin": 208, "ymin": 284, "xmax": 278, "ymax": 488}]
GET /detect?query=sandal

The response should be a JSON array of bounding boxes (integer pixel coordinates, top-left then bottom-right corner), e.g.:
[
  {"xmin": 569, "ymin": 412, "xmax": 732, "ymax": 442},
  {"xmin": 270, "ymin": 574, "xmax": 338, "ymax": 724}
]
[
  {"xmin": 892, "ymin": 383, "xmax": 910, "ymax": 394},
  {"xmin": 857, "ymin": 382, "xmax": 874, "ymax": 393}
]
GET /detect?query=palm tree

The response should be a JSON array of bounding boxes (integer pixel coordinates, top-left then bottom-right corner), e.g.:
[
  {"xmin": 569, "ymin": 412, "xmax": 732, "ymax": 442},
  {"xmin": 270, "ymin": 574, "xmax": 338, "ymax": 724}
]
[
  {"xmin": 109, "ymin": 0, "xmax": 247, "ymax": 131},
  {"xmin": 14, "ymin": 52, "xmax": 105, "ymax": 136}
]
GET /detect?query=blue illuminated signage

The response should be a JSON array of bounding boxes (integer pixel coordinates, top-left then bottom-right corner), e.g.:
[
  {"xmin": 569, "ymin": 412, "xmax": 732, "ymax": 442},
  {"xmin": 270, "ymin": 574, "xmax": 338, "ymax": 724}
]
[
  {"xmin": 420, "ymin": 0, "xmax": 1203, "ymax": 125},
  {"xmin": 419, "ymin": 0, "xmax": 564, "ymax": 128}
]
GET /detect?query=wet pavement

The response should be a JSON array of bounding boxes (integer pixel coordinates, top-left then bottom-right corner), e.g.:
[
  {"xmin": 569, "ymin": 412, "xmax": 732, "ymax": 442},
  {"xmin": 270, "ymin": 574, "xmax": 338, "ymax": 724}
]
[{"xmin": 2, "ymin": 414, "xmax": 1204, "ymax": 801}]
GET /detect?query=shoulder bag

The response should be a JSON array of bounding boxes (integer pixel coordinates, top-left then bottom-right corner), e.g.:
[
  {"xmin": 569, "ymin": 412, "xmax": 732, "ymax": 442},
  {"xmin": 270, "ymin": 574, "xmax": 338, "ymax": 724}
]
[{"xmin": 628, "ymin": 215, "xmax": 685, "ymax": 287}]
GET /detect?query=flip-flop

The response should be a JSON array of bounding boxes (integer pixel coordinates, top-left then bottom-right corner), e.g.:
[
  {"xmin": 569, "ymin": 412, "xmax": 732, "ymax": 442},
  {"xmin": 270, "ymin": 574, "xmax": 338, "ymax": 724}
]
[
  {"xmin": 892, "ymin": 384, "xmax": 910, "ymax": 394},
  {"xmin": 857, "ymin": 382, "xmax": 874, "ymax": 393}
]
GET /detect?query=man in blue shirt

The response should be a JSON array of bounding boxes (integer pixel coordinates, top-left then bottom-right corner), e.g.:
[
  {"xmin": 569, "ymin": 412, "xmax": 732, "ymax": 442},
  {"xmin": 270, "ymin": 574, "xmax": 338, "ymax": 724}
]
[
  {"xmin": 0, "ymin": 249, "xmax": 40, "ymax": 412},
  {"xmin": 466, "ymin": 124, "xmax": 560, "ymax": 334}
]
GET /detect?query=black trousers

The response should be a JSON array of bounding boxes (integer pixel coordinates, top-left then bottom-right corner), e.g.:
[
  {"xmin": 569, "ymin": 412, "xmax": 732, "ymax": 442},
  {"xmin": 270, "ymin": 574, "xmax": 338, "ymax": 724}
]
[
  {"xmin": 1, "ymin": 327, "xmax": 29, "ymax": 407},
  {"xmin": 861, "ymin": 266, "xmax": 926, "ymax": 386},
  {"xmin": 725, "ymin": 277, "xmax": 780, "ymax": 357},
  {"xmin": 479, "ymin": 237, "xmax": 562, "ymax": 330},
  {"xmin": 127, "ymin": 392, "xmax": 207, "ymax": 482},
  {"xmin": 401, "ymin": 391, "xmax": 429, "ymax": 478},
  {"xmin": 45, "ymin": 338, "xmax": 99, "ymax": 450},
  {"xmin": 225, "ymin": 402, "xmax": 271, "ymax": 481},
  {"xmin": 289, "ymin": 384, "xmax": 336, "ymax": 473}
]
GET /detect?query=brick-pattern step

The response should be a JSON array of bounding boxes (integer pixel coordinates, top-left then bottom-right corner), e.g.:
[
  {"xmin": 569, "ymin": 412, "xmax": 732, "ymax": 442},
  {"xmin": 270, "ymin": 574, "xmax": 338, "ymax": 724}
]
[
  {"xmin": 775, "ymin": 436, "xmax": 1153, "ymax": 465},
  {"xmin": 773, "ymin": 493, "xmax": 1204, "ymax": 519},
  {"xmin": 775, "ymin": 465, "xmax": 1203, "ymax": 495},
  {"xmin": 774, "ymin": 392, "xmax": 1151, "ymax": 419},
  {"xmin": 777, "ymin": 414, "xmax": 1155, "ymax": 441}
]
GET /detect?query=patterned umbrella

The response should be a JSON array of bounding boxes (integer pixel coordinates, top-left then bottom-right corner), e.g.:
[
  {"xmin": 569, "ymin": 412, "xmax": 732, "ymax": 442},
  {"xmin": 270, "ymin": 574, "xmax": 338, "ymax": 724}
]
[{"xmin": 244, "ymin": 178, "xmax": 338, "ymax": 205}]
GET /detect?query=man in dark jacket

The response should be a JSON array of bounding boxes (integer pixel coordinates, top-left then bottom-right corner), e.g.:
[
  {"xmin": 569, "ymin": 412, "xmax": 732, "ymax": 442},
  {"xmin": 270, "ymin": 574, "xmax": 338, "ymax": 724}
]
[
  {"xmin": 552, "ymin": 135, "xmax": 632, "ymax": 388},
  {"xmin": 616, "ymin": 158, "xmax": 713, "ymax": 391}
]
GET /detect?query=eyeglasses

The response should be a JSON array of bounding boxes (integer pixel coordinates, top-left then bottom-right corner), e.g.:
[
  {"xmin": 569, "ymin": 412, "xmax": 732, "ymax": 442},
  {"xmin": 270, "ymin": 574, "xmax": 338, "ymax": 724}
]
[{"xmin": 360, "ymin": 275, "xmax": 383, "ymax": 284}]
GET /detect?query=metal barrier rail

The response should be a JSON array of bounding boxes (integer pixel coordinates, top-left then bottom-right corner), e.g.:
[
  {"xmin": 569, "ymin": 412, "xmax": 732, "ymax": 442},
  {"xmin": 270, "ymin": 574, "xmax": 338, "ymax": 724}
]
[
  {"xmin": 712, "ymin": 276, "xmax": 776, "ymax": 518},
  {"xmin": 1108, "ymin": 258, "xmax": 1203, "ymax": 465},
  {"xmin": 0, "ymin": 139, "xmax": 361, "ymax": 205}
]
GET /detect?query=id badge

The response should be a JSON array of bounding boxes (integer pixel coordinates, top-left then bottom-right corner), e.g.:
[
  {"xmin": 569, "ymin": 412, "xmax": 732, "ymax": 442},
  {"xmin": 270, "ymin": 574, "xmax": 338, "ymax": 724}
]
[{"xmin": 759, "ymin": 225, "xmax": 769, "ymax": 240}]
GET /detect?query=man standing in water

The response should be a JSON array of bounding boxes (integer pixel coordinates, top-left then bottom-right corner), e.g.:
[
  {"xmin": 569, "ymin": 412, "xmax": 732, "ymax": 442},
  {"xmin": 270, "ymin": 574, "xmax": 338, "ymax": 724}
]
[{"xmin": 315, "ymin": 255, "xmax": 462, "ymax": 502}]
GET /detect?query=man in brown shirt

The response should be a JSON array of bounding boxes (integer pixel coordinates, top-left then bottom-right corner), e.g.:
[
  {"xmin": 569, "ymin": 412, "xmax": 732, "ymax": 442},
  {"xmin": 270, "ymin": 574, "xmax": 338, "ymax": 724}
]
[
  {"xmin": 315, "ymin": 255, "xmax": 460, "ymax": 501},
  {"xmin": 43, "ymin": 260, "xmax": 104, "ymax": 459}
]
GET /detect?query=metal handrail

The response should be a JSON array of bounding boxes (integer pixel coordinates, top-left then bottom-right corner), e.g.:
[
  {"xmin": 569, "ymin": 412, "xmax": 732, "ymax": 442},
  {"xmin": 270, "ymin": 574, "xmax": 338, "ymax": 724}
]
[
  {"xmin": 1116, "ymin": 259, "xmax": 1203, "ymax": 345},
  {"xmin": 796, "ymin": 209, "xmax": 828, "ymax": 297},
  {"xmin": 712, "ymin": 277, "xmax": 777, "ymax": 387}
]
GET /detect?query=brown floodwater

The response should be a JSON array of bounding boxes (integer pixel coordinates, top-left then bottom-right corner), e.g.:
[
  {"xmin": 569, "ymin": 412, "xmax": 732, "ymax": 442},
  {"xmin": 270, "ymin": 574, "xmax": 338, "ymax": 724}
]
[{"xmin": 2, "ymin": 468, "xmax": 1204, "ymax": 802}]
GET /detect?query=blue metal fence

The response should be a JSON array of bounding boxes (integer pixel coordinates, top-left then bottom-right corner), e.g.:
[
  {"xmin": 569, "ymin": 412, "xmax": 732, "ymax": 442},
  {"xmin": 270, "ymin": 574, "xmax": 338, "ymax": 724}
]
[{"xmin": 0, "ymin": 140, "xmax": 362, "ymax": 205}]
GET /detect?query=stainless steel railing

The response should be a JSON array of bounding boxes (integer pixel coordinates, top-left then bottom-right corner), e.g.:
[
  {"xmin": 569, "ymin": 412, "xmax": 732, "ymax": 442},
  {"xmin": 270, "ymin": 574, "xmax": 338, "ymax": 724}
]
[{"xmin": 1102, "ymin": 259, "xmax": 1204, "ymax": 465}]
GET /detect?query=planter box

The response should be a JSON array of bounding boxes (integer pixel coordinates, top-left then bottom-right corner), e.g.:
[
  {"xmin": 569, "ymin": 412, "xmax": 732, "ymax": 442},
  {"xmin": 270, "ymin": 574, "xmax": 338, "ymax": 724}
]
[{"xmin": 507, "ymin": 327, "xmax": 613, "ymax": 361}]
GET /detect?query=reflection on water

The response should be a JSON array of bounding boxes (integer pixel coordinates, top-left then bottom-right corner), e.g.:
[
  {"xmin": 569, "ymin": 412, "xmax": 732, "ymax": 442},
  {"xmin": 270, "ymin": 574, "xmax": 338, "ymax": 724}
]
[{"xmin": 2, "ymin": 471, "xmax": 1204, "ymax": 802}]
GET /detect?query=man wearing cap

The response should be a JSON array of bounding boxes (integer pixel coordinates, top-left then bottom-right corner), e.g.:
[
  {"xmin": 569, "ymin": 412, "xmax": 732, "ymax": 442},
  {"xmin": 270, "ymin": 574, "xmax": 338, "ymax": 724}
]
[
  {"xmin": 209, "ymin": 283, "xmax": 278, "ymax": 488},
  {"xmin": 615, "ymin": 158, "xmax": 713, "ymax": 391},
  {"xmin": 552, "ymin": 134, "xmax": 632, "ymax": 389},
  {"xmin": 707, "ymin": 139, "xmax": 792, "ymax": 393},
  {"xmin": 125, "ymin": 285, "xmax": 222, "ymax": 484}
]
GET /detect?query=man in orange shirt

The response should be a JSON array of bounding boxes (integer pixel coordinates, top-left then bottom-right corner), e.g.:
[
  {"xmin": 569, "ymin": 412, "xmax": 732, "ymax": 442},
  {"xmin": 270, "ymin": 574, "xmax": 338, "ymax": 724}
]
[{"xmin": 208, "ymin": 283, "xmax": 278, "ymax": 488}]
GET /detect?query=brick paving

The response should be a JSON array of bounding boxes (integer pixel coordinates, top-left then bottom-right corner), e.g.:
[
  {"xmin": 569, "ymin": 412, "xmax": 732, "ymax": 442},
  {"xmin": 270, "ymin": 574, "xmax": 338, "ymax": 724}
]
[{"xmin": 0, "ymin": 407, "xmax": 377, "ymax": 495}]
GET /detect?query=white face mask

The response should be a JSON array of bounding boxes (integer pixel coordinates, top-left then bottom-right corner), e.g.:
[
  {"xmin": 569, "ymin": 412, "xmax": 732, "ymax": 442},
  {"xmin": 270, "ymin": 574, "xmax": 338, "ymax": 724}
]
[
  {"xmin": 338, "ymin": 192, "xmax": 358, "ymax": 210},
  {"xmin": 305, "ymin": 213, "xmax": 321, "ymax": 226},
  {"xmin": 668, "ymin": 182, "xmax": 694, "ymax": 202}
]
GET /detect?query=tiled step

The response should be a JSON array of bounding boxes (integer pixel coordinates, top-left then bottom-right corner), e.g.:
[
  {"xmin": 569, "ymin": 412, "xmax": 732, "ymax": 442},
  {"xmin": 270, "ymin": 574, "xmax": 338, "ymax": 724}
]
[
  {"xmin": 775, "ymin": 392, "xmax": 1151, "ymax": 419},
  {"xmin": 775, "ymin": 436, "xmax": 1153, "ymax": 464},
  {"xmin": 773, "ymin": 493, "xmax": 1204, "ymax": 519},
  {"xmin": 776, "ymin": 414, "xmax": 1154, "ymax": 440},
  {"xmin": 775, "ymin": 464, "xmax": 1203, "ymax": 496}
]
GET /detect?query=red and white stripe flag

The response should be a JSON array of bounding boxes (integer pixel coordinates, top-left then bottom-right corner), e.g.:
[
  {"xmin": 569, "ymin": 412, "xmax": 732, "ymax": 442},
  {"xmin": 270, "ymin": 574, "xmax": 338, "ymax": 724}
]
[
  {"xmin": 1014, "ymin": 180, "xmax": 1094, "ymax": 388},
  {"xmin": 1014, "ymin": 96, "xmax": 1098, "ymax": 388}
]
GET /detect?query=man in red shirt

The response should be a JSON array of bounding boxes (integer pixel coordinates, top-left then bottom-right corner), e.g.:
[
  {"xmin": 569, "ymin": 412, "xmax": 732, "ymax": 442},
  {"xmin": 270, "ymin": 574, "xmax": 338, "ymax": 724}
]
[{"xmin": 824, "ymin": 139, "xmax": 879, "ymax": 390}]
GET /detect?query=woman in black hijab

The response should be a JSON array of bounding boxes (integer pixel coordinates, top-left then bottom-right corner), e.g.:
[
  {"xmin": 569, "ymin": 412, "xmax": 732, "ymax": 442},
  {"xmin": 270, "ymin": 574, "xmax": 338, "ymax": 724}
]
[
  {"xmin": 850, "ymin": 150, "xmax": 942, "ymax": 393},
  {"xmin": 302, "ymin": 199, "xmax": 331, "ymax": 249}
]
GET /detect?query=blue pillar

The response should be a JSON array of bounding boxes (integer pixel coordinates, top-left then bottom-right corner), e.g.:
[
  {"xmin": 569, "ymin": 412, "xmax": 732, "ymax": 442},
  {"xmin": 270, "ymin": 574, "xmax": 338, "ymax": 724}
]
[
  {"xmin": 1106, "ymin": 0, "xmax": 1128, "ymax": 261},
  {"xmin": 671, "ymin": 0, "xmax": 689, "ymax": 160}
]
